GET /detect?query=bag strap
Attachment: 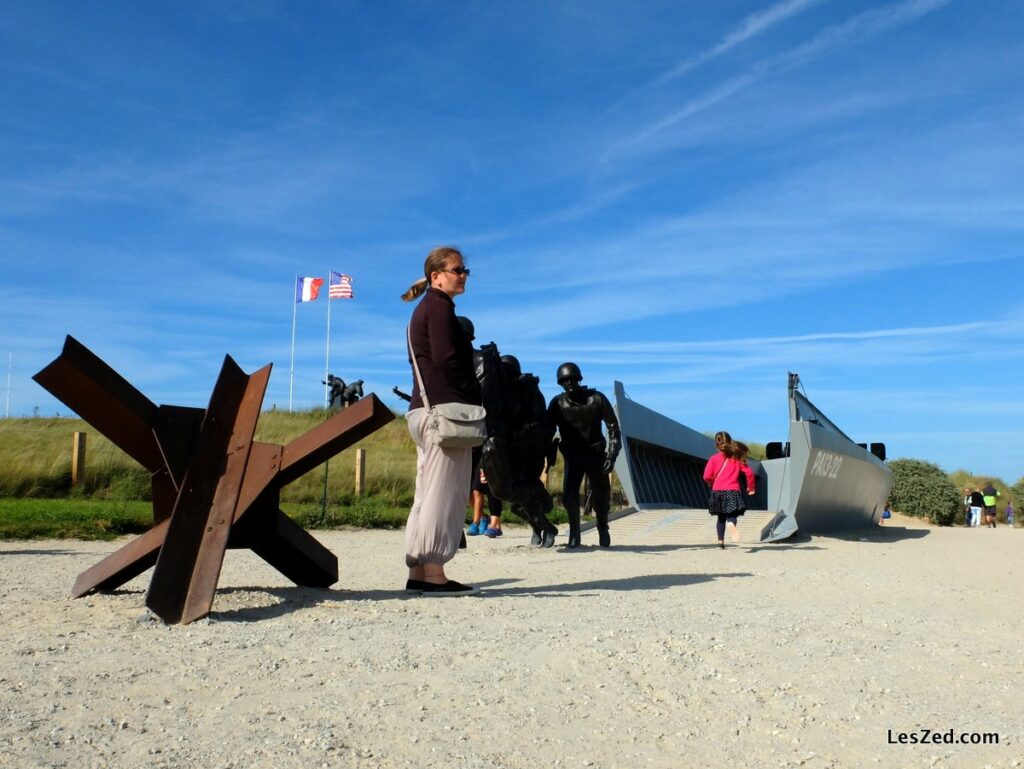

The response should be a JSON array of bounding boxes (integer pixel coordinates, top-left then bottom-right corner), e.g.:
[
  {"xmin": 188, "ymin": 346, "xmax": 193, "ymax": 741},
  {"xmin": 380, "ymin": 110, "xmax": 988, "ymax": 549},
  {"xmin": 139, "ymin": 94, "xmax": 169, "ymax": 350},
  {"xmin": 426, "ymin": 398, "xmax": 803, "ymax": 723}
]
[
  {"xmin": 406, "ymin": 324, "xmax": 432, "ymax": 411},
  {"xmin": 714, "ymin": 458, "xmax": 730, "ymax": 481}
]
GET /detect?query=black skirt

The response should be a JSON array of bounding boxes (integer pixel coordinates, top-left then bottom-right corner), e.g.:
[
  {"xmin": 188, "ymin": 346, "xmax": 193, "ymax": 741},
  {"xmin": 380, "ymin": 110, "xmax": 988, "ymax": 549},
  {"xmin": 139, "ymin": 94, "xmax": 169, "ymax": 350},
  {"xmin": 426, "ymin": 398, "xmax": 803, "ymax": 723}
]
[{"xmin": 708, "ymin": 490, "xmax": 746, "ymax": 517}]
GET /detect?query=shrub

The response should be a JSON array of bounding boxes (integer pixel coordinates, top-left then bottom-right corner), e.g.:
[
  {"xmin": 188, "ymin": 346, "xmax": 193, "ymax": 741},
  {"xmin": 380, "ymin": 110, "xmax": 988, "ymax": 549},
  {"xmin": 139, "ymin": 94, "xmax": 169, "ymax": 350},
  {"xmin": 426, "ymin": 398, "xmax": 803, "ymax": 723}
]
[
  {"xmin": 889, "ymin": 458, "xmax": 960, "ymax": 526},
  {"xmin": 1010, "ymin": 476, "xmax": 1024, "ymax": 527}
]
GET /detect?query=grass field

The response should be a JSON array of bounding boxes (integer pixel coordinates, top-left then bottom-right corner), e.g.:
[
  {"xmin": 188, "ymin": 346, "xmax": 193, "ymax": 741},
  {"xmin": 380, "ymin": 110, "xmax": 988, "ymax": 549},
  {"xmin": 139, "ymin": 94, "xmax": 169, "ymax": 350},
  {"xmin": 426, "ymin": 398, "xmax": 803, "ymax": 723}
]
[
  {"xmin": 0, "ymin": 497, "xmax": 420, "ymax": 540},
  {"xmin": 0, "ymin": 407, "xmax": 582, "ymax": 539},
  {"xmin": 0, "ymin": 408, "xmax": 422, "ymax": 504}
]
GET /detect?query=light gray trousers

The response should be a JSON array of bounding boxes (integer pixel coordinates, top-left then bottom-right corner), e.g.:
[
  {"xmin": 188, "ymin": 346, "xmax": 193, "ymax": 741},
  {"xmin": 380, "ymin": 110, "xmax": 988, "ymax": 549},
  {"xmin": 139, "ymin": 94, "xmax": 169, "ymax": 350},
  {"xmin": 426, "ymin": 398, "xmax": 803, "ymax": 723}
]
[{"xmin": 404, "ymin": 408, "xmax": 473, "ymax": 567}]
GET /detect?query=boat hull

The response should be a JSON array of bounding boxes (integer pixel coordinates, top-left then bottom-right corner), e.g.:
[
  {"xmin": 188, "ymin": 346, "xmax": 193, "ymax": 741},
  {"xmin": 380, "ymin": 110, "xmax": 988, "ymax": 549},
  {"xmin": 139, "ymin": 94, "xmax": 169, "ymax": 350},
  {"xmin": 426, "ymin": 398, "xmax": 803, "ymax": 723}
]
[{"xmin": 760, "ymin": 420, "xmax": 892, "ymax": 542}]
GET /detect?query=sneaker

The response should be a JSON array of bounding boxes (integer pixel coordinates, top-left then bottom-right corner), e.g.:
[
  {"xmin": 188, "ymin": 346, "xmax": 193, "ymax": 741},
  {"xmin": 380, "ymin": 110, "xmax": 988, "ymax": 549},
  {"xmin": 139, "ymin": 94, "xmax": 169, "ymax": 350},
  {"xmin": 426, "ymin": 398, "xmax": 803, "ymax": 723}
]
[
  {"xmin": 467, "ymin": 521, "xmax": 483, "ymax": 535},
  {"xmin": 484, "ymin": 527, "xmax": 502, "ymax": 538}
]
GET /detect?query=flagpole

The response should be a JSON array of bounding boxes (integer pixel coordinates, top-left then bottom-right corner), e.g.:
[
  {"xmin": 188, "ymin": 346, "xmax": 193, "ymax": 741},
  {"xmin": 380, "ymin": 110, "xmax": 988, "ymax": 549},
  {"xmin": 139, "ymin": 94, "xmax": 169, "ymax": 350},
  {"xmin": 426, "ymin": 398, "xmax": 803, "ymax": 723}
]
[
  {"xmin": 289, "ymin": 277, "xmax": 297, "ymax": 413},
  {"xmin": 324, "ymin": 274, "xmax": 332, "ymax": 407},
  {"xmin": 321, "ymin": 272, "xmax": 333, "ymax": 521},
  {"xmin": 5, "ymin": 351, "xmax": 11, "ymax": 419}
]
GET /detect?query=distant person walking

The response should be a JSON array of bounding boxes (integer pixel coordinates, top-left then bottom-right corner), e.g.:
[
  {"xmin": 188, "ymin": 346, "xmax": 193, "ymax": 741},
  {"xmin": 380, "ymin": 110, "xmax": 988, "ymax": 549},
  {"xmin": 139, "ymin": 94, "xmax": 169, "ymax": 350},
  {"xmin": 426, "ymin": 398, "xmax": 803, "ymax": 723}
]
[
  {"xmin": 968, "ymin": 489, "xmax": 985, "ymax": 528},
  {"xmin": 401, "ymin": 246, "xmax": 482, "ymax": 595},
  {"xmin": 703, "ymin": 436, "xmax": 755, "ymax": 549},
  {"xmin": 880, "ymin": 501, "xmax": 892, "ymax": 525},
  {"xmin": 982, "ymin": 482, "xmax": 1000, "ymax": 528},
  {"xmin": 1005, "ymin": 501, "xmax": 1014, "ymax": 526}
]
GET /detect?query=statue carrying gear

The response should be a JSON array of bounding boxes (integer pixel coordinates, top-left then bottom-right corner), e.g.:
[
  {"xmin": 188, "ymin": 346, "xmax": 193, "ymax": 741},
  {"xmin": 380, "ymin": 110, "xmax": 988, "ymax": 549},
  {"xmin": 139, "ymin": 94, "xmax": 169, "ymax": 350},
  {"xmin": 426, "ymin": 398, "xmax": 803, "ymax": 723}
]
[
  {"xmin": 546, "ymin": 362, "xmax": 620, "ymax": 548},
  {"xmin": 500, "ymin": 356, "xmax": 557, "ymax": 547},
  {"xmin": 323, "ymin": 374, "xmax": 346, "ymax": 408},
  {"xmin": 473, "ymin": 342, "xmax": 557, "ymax": 547},
  {"xmin": 340, "ymin": 379, "xmax": 364, "ymax": 407},
  {"xmin": 323, "ymin": 375, "xmax": 363, "ymax": 408}
]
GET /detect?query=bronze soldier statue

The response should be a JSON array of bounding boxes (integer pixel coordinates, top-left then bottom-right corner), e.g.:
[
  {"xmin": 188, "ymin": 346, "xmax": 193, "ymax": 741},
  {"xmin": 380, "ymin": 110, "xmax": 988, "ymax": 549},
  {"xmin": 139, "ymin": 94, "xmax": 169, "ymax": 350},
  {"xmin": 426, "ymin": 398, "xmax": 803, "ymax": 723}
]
[
  {"xmin": 546, "ymin": 362, "xmax": 620, "ymax": 548},
  {"xmin": 498, "ymin": 354, "xmax": 558, "ymax": 547},
  {"xmin": 340, "ymin": 379, "xmax": 364, "ymax": 407},
  {"xmin": 323, "ymin": 374, "xmax": 345, "ymax": 408}
]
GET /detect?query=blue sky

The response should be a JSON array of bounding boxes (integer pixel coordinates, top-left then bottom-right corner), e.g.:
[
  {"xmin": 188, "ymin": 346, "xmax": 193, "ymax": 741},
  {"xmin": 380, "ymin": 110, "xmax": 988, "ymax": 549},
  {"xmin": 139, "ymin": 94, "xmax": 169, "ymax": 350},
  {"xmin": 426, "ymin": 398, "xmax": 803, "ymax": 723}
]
[{"xmin": 2, "ymin": 0, "xmax": 1022, "ymax": 482}]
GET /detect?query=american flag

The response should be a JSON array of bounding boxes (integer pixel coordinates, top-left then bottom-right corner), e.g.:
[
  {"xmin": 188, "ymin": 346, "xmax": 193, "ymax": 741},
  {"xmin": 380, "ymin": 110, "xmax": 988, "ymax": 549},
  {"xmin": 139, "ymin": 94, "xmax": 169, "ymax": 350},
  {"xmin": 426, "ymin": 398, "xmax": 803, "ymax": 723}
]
[{"xmin": 329, "ymin": 271, "xmax": 353, "ymax": 299}]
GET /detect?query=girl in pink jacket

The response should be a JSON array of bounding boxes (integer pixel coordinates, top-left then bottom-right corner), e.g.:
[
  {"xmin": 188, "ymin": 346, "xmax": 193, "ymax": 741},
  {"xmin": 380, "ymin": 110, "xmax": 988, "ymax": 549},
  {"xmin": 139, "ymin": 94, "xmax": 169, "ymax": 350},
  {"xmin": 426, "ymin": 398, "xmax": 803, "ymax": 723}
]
[{"xmin": 703, "ymin": 434, "xmax": 756, "ymax": 549}]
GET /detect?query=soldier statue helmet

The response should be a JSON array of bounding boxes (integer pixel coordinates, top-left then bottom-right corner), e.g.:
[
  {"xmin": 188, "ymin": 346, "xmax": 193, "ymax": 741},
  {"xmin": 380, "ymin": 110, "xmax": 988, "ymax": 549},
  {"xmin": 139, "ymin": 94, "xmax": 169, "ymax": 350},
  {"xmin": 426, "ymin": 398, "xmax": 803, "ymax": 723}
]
[
  {"xmin": 500, "ymin": 354, "xmax": 522, "ymax": 379},
  {"xmin": 457, "ymin": 316, "xmax": 475, "ymax": 342},
  {"xmin": 556, "ymin": 362, "xmax": 583, "ymax": 388}
]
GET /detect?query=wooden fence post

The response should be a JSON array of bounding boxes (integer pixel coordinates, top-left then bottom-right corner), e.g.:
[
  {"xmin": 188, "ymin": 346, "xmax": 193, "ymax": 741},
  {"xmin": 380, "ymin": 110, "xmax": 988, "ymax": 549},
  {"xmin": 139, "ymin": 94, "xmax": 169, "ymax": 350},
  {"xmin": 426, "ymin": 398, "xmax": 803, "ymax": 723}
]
[
  {"xmin": 355, "ymin": 448, "xmax": 366, "ymax": 496},
  {"xmin": 72, "ymin": 431, "xmax": 87, "ymax": 486}
]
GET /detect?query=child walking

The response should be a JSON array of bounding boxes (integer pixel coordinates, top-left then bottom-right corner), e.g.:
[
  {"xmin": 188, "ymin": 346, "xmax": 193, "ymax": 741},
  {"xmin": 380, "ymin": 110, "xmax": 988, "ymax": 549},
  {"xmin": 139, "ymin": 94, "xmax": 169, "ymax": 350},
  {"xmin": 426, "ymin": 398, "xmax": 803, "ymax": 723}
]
[
  {"xmin": 703, "ymin": 436, "xmax": 756, "ymax": 549},
  {"xmin": 880, "ymin": 501, "xmax": 892, "ymax": 525}
]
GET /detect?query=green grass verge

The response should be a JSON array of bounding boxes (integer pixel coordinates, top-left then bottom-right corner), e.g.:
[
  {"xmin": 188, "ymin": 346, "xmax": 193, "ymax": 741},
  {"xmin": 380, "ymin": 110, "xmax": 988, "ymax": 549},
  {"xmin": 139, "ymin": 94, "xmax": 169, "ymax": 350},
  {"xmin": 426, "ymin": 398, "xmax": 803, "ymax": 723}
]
[
  {"xmin": 0, "ymin": 498, "xmax": 416, "ymax": 540},
  {"xmin": 0, "ymin": 497, "xmax": 575, "ymax": 540},
  {"xmin": 0, "ymin": 498, "xmax": 154, "ymax": 540}
]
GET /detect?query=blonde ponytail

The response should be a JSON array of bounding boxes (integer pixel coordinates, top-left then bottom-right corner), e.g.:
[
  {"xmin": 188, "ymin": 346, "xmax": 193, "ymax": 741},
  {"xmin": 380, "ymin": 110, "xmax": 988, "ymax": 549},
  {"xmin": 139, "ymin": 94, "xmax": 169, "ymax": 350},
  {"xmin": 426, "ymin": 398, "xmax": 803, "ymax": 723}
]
[{"xmin": 401, "ymin": 277, "xmax": 429, "ymax": 302}]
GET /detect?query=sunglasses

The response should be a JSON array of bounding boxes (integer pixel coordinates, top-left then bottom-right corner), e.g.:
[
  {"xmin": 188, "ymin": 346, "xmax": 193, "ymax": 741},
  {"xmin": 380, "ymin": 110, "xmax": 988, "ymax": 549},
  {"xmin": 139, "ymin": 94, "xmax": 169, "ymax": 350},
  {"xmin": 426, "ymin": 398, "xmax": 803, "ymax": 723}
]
[{"xmin": 441, "ymin": 266, "xmax": 471, "ymax": 277}]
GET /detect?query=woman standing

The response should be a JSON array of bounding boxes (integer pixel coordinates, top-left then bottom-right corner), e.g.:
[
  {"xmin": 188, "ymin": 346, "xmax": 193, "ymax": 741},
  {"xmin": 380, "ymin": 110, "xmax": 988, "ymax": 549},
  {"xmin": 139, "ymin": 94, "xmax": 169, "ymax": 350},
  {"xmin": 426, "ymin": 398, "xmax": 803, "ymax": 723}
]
[
  {"xmin": 402, "ymin": 247, "xmax": 482, "ymax": 595},
  {"xmin": 703, "ymin": 437, "xmax": 755, "ymax": 549}
]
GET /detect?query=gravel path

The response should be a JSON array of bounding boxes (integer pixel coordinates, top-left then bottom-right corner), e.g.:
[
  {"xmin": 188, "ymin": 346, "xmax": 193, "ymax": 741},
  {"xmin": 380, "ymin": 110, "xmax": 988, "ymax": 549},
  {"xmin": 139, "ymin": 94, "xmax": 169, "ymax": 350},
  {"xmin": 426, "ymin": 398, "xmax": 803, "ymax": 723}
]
[{"xmin": 0, "ymin": 517, "xmax": 1020, "ymax": 769}]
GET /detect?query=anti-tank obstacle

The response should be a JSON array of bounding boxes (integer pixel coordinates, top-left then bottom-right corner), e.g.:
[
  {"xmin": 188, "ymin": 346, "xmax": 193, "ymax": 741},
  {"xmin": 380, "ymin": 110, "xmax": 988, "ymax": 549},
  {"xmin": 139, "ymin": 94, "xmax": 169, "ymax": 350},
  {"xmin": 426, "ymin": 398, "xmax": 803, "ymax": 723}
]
[{"xmin": 33, "ymin": 336, "xmax": 394, "ymax": 624}]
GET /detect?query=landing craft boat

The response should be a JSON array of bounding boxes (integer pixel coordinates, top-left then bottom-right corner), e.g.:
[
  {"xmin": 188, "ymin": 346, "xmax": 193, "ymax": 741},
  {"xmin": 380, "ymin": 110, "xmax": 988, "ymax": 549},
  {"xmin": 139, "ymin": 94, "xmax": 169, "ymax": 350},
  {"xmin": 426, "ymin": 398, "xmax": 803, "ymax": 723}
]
[
  {"xmin": 758, "ymin": 373, "xmax": 892, "ymax": 541},
  {"xmin": 610, "ymin": 373, "xmax": 892, "ymax": 542}
]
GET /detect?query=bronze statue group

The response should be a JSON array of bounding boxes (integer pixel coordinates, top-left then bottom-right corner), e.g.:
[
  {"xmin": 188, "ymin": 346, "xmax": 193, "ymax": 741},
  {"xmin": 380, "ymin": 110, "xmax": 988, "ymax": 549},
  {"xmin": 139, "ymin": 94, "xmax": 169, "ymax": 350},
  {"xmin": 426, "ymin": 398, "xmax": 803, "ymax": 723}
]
[
  {"xmin": 322, "ymin": 374, "xmax": 363, "ymax": 409},
  {"xmin": 458, "ymin": 314, "xmax": 621, "ymax": 551}
]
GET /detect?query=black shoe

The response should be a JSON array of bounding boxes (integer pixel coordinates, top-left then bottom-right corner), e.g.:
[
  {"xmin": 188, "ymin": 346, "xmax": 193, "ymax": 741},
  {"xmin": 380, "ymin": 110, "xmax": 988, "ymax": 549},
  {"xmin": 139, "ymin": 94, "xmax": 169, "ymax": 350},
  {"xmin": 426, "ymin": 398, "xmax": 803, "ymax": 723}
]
[
  {"xmin": 419, "ymin": 580, "xmax": 480, "ymax": 596},
  {"xmin": 541, "ymin": 528, "xmax": 557, "ymax": 548},
  {"xmin": 718, "ymin": 542, "xmax": 725, "ymax": 549},
  {"xmin": 530, "ymin": 529, "xmax": 542, "ymax": 546},
  {"xmin": 566, "ymin": 531, "xmax": 581, "ymax": 549},
  {"xmin": 459, "ymin": 531, "xmax": 467, "ymax": 549},
  {"xmin": 598, "ymin": 530, "xmax": 610, "ymax": 548},
  {"xmin": 405, "ymin": 579, "xmax": 429, "ymax": 591}
]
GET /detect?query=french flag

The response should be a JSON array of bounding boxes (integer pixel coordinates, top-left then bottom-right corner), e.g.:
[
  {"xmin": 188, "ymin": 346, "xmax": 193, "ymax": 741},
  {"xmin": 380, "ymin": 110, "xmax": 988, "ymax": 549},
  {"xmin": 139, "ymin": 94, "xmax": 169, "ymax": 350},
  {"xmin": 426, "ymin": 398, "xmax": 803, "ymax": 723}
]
[{"xmin": 295, "ymin": 276, "xmax": 324, "ymax": 303}]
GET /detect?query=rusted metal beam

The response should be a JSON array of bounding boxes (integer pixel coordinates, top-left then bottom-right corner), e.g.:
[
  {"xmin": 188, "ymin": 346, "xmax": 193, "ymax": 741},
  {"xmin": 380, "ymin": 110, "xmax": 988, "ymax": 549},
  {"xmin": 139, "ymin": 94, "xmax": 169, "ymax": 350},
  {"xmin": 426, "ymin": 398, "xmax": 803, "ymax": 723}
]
[
  {"xmin": 33, "ymin": 336, "xmax": 163, "ymax": 470},
  {"xmin": 278, "ymin": 394, "xmax": 394, "ymax": 484},
  {"xmin": 250, "ymin": 509, "xmax": 339, "ymax": 587},
  {"xmin": 151, "ymin": 405, "xmax": 206, "ymax": 523},
  {"xmin": 146, "ymin": 357, "xmax": 270, "ymax": 625},
  {"xmin": 71, "ymin": 519, "xmax": 170, "ymax": 598},
  {"xmin": 233, "ymin": 442, "xmax": 282, "ymax": 525}
]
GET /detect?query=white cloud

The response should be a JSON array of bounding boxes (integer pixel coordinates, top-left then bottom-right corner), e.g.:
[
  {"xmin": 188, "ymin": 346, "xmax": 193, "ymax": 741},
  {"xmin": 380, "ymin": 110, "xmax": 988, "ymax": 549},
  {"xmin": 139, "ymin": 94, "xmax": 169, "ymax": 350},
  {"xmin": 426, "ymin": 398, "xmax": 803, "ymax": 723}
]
[
  {"xmin": 611, "ymin": 0, "xmax": 955, "ymax": 159},
  {"xmin": 652, "ymin": 0, "xmax": 829, "ymax": 85}
]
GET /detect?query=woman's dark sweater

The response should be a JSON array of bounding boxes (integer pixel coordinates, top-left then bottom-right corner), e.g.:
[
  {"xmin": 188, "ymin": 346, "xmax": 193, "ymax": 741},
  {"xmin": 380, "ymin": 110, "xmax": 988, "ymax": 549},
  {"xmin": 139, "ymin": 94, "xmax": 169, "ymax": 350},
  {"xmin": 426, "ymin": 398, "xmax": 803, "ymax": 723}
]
[{"xmin": 407, "ymin": 287, "xmax": 481, "ymax": 410}]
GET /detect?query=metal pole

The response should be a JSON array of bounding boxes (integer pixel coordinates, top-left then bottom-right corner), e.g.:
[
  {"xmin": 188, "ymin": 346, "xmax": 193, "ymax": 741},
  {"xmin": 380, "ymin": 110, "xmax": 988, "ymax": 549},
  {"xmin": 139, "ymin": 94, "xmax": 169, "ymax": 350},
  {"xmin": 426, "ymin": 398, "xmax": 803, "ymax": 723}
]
[
  {"xmin": 325, "ymin": 277, "xmax": 332, "ymax": 407},
  {"xmin": 320, "ymin": 459, "xmax": 329, "ymax": 522},
  {"xmin": 320, "ymin": 275, "xmax": 333, "ymax": 520},
  {"xmin": 289, "ymin": 279, "xmax": 297, "ymax": 412}
]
